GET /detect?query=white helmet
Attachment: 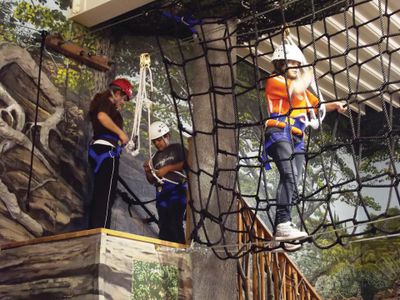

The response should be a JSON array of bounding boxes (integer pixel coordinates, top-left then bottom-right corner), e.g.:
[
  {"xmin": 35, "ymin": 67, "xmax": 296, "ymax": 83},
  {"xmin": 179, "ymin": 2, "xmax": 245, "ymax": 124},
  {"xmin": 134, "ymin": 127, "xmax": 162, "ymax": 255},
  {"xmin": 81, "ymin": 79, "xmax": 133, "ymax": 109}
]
[
  {"xmin": 149, "ymin": 121, "xmax": 170, "ymax": 140},
  {"xmin": 271, "ymin": 44, "xmax": 305, "ymax": 65}
]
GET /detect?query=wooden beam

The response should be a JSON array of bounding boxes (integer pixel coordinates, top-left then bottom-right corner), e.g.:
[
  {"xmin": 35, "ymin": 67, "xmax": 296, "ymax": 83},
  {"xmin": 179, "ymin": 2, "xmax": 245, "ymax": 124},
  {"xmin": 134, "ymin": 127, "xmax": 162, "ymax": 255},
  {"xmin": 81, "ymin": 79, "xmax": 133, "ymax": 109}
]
[
  {"xmin": 45, "ymin": 34, "xmax": 112, "ymax": 72},
  {"xmin": 0, "ymin": 228, "xmax": 187, "ymax": 250}
]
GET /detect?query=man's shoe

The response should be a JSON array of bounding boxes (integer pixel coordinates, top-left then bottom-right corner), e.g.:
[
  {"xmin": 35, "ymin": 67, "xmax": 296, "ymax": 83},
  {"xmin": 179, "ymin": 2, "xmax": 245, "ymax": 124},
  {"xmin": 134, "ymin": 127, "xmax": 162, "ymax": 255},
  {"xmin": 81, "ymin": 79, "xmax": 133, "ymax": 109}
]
[{"xmin": 274, "ymin": 221, "xmax": 308, "ymax": 242}]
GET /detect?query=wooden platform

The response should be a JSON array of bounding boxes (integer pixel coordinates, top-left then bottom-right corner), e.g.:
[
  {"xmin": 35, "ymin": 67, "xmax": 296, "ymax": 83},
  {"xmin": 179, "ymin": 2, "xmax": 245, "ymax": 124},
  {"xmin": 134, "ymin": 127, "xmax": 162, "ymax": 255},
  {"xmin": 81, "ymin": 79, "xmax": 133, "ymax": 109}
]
[{"xmin": 0, "ymin": 229, "xmax": 192, "ymax": 299}]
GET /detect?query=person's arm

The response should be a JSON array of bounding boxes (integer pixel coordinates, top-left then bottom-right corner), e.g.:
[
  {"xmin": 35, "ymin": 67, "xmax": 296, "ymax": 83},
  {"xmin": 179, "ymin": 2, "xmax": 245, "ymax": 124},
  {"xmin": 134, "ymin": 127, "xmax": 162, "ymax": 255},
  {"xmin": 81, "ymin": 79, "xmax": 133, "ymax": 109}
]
[
  {"xmin": 156, "ymin": 162, "xmax": 184, "ymax": 178},
  {"xmin": 324, "ymin": 101, "xmax": 347, "ymax": 113},
  {"xmin": 143, "ymin": 160, "xmax": 157, "ymax": 184},
  {"xmin": 97, "ymin": 112, "xmax": 129, "ymax": 144}
]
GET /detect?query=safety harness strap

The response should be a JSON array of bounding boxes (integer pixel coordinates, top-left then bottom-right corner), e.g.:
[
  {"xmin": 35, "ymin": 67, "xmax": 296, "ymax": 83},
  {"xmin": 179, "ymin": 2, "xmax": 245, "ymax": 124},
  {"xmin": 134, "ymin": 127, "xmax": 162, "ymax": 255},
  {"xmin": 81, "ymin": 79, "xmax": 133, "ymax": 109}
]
[
  {"xmin": 88, "ymin": 146, "xmax": 122, "ymax": 173},
  {"xmin": 89, "ymin": 133, "xmax": 122, "ymax": 173}
]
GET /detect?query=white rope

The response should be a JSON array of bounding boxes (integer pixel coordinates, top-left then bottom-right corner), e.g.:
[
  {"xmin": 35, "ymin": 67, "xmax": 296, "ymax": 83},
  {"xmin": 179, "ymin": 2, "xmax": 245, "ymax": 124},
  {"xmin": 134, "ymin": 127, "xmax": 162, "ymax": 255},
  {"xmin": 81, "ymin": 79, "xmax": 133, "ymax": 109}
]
[
  {"xmin": 148, "ymin": 151, "xmax": 187, "ymax": 186},
  {"xmin": 126, "ymin": 53, "xmax": 153, "ymax": 156}
]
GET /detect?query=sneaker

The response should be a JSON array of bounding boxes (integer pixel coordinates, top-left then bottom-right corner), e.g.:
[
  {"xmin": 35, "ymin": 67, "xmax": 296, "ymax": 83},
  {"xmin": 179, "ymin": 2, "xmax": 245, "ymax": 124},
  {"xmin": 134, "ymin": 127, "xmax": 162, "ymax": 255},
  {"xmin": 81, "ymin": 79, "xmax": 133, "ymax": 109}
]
[
  {"xmin": 268, "ymin": 241, "xmax": 302, "ymax": 252},
  {"xmin": 274, "ymin": 221, "xmax": 308, "ymax": 241}
]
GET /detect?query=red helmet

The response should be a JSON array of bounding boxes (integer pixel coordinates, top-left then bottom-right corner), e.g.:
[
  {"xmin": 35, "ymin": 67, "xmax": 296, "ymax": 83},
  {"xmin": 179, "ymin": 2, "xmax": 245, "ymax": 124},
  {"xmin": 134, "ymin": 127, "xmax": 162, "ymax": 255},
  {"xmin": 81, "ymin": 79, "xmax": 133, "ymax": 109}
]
[{"xmin": 110, "ymin": 78, "xmax": 133, "ymax": 100}]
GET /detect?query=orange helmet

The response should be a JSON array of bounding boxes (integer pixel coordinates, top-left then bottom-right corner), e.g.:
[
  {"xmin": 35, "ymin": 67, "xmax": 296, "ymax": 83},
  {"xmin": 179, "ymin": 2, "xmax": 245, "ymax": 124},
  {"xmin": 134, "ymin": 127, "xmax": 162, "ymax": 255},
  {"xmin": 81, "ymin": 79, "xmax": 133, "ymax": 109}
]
[{"xmin": 110, "ymin": 78, "xmax": 133, "ymax": 100}]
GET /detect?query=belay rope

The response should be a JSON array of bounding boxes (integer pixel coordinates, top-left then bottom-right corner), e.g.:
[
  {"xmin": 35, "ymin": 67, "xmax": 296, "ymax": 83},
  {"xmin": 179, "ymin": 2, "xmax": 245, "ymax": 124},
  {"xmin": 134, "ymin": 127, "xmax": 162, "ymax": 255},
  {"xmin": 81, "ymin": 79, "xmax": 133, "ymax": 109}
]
[
  {"xmin": 124, "ymin": 53, "xmax": 186, "ymax": 185},
  {"xmin": 126, "ymin": 53, "xmax": 154, "ymax": 156},
  {"xmin": 148, "ymin": 151, "xmax": 187, "ymax": 185}
]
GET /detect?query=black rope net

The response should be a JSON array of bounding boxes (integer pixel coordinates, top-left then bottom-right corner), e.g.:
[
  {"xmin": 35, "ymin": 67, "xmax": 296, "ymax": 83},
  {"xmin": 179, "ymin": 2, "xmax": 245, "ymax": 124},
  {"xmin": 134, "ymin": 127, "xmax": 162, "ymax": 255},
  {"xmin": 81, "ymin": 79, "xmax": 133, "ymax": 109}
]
[{"xmin": 156, "ymin": 0, "xmax": 400, "ymax": 258}]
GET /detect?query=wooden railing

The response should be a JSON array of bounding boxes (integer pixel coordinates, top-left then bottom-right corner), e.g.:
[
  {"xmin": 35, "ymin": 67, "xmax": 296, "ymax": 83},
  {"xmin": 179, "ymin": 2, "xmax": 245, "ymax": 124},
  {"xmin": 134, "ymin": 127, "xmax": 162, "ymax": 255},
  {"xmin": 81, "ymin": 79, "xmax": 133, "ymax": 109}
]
[{"xmin": 237, "ymin": 198, "xmax": 322, "ymax": 300}]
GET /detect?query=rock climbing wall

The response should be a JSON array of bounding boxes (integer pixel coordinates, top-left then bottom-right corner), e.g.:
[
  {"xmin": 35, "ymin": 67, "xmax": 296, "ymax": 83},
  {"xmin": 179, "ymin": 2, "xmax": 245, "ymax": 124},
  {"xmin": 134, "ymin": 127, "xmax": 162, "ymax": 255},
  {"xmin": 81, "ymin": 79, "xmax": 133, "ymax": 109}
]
[
  {"xmin": 0, "ymin": 42, "xmax": 86, "ymax": 242},
  {"xmin": 0, "ymin": 41, "xmax": 160, "ymax": 245}
]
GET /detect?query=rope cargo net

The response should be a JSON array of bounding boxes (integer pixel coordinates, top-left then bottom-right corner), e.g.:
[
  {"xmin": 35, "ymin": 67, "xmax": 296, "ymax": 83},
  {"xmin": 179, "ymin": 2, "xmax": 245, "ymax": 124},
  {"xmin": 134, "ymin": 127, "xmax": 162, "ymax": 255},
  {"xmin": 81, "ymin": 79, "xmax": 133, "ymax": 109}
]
[{"xmin": 157, "ymin": 0, "xmax": 400, "ymax": 258}]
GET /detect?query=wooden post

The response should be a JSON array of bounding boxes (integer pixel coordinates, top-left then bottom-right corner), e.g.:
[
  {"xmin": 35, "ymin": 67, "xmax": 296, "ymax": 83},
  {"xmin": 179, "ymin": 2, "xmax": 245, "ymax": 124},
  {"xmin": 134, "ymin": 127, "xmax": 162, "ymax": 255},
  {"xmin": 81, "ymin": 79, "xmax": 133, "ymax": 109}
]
[
  {"xmin": 293, "ymin": 270, "xmax": 299, "ymax": 299},
  {"xmin": 185, "ymin": 137, "xmax": 193, "ymax": 244},
  {"xmin": 252, "ymin": 222, "xmax": 258, "ymax": 300},
  {"xmin": 238, "ymin": 200, "xmax": 243, "ymax": 300},
  {"xmin": 287, "ymin": 265, "xmax": 293, "ymax": 300},
  {"xmin": 279, "ymin": 254, "xmax": 287, "ymax": 299},
  {"xmin": 45, "ymin": 34, "xmax": 111, "ymax": 72},
  {"xmin": 259, "ymin": 231, "xmax": 266, "ymax": 300},
  {"xmin": 273, "ymin": 254, "xmax": 280, "ymax": 300}
]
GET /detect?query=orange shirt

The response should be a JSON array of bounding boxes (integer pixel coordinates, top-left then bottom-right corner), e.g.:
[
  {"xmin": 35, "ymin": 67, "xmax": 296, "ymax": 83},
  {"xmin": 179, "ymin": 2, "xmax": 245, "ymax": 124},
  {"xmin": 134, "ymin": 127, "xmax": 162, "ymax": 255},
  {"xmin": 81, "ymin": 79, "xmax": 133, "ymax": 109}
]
[{"xmin": 265, "ymin": 75, "xmax": 319, "ymax": 118}]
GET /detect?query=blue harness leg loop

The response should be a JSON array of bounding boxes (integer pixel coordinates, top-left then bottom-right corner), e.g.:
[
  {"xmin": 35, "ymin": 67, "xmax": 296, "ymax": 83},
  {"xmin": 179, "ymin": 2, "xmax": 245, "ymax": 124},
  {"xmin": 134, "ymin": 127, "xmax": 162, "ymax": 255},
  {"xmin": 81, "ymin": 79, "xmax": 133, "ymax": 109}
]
[
  {"xmin": 88, "ymin": 144, "xmax": 122, "ymax": 174},
  {"xmin": 156, "ymin": 182, "xmax": 187, "ymax": 208},
  {"xmin": 262, "ymin": 116, "xmax": 305, "ymax": 170}
]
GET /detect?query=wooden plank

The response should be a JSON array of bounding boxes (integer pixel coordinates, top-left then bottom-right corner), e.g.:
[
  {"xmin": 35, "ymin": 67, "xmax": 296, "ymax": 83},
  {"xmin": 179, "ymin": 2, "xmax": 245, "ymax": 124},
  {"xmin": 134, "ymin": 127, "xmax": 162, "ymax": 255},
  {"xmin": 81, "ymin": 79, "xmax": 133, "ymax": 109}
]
[
  {"xmin": 279, "ymin": 254, "xmax": 287, "ymax": 300},
  {"xmin": 238, "ymin": 260, "xmax": 244, "ymax": 300},
  {"xmin": 273, "ymin": 254, "xmax": 280, "ymax": 300},
  {"xmin": 300, "ymin": 283, "xmax": 305, "ymax": 300},
  {"xmin": 0, "ymin": 228, "xmax": 103, "ymax": 250},
  {"xmin": 266, "ymin": 252, "xmax": 274, "ymax": 300},
  {"xmin": 244, "ymin": 254, "xmax": 251, "ymax": 299},
  {"xmin": 252, "ymin": 252, "xmax": 259, "ymax": 300},
  {"xmin": 293, "ymin": 270, "xmax": 299, "ymax": 299},
  {"xmin": 287, "ymin": 265, "xmax": 293, "ymax": 300},
  {"xmin": 238, "ymin": 201, "xmax": 244, "ymax": 300},
  {"xmin": 186, "ymin": 137, "xmax": 193, "ymax": 244},
  {"xmin": 1, "ymin": 228, "xmax": 188, "ymax": 251},
  {"xmin": 45, "ymin": 34, "xmax": 111, "ymax": 72},
  {"xmin": 259, "ymin": 230, "xmax": 266, "ymax": 300},
  {"xmin": 102, "ymin": 228, "xmax": 188, "ymax": 248},
  {"xmin": 252, "ymin": 222, "xmax": 259, "ymax": 300}
]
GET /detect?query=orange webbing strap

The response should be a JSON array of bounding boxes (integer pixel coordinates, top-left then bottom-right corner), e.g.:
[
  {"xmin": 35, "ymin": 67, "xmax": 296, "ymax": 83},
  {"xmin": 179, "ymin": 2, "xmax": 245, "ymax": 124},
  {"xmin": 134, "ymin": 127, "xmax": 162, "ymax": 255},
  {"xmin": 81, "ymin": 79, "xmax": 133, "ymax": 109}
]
[{"xmin": 265, "ymin": 119, "xmax": 303, "ymax": 136}]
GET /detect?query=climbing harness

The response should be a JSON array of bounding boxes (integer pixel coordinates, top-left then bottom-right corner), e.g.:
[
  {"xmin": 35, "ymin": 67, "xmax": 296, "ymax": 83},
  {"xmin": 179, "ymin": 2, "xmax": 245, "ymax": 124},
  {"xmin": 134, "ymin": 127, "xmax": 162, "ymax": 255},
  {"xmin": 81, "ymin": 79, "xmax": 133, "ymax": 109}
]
[
  {"xmin": 148, "ymin": 152, "xmax": 187, "ymax": 186},
  {"xmin": 88, "ymin": 133, "xmax": 122, "ymax": 173},
  {"xmin": 125, "ymin": 53, "xmax": 154, "ymax": 156}
]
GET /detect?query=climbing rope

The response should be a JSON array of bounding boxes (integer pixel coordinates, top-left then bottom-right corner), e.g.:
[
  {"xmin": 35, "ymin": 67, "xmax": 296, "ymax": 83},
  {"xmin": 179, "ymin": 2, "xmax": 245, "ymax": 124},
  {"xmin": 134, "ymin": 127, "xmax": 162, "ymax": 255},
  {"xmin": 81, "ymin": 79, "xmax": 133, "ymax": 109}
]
[{"xmin": 126, "ymin": 53, "xmax": 154, "ymax": 157}]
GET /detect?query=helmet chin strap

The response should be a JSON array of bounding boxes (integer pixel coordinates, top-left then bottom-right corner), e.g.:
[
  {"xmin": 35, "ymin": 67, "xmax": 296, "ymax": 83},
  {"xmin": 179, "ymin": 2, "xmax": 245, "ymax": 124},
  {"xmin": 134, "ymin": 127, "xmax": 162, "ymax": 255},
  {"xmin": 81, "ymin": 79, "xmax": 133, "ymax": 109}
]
[{"xmin": 110, "ymin": 90, "xmax": 117, "ymax": 103}]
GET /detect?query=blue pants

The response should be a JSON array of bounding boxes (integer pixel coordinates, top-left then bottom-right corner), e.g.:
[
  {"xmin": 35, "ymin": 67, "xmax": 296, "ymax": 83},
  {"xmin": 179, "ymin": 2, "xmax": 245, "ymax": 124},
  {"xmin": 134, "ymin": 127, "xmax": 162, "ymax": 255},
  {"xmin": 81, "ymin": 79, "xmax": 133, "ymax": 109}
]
[
  {"xmin": 268, "ymin": 141, "xmax": 305, "ymax": 226},
  {"xmin": 156, "ymin": 182, "xmax": 187, "ymax": 244}
]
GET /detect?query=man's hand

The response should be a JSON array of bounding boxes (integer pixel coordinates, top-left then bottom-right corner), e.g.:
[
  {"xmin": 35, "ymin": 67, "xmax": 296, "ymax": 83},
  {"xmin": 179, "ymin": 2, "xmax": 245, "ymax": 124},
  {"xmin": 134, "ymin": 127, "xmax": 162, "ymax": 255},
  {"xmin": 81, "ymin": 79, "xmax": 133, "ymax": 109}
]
[
  {"xmin": 324, "ymin": 101, "xmax": 348, "ymax": 113},
  {"xmin": 335, "ymin": 101, "xmax": 347, "ymax": 113},
  {"xmin": 118, "ymin": 131, "xmax": 129, "ymax": 145},
  {"xmin": 143, "ymin": 160, "xmax": 151, "ymax": 173},
  {"xmin": 143, "ymin": 160, "xmax": 157, "ymax": 184},
  {"xmin": 155, "ymin": 165, "xmax": 171, "ymax": 178}
]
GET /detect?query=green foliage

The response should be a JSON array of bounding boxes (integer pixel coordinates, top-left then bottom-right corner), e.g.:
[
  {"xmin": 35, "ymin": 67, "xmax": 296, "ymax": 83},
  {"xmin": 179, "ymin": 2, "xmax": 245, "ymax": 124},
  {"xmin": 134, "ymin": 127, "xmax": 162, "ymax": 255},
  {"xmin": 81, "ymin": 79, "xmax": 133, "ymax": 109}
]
[
  {"xmin": 0, "ymin": 2, "xmax": 17, "ymax": 43},
  {"xmin": 5, "ymin": 1, "xmax": 101, "ymax": 95},
  {"xmin": 131, "ymin": 260, "xmax": 179, "ymax": 300},
  {"xmin": 13, "ymin": 1, "xmax": 66, "ymax": 32},
  {"xmin": 293, "ymin": 209, "xmax": 400, "ymax": 299}
]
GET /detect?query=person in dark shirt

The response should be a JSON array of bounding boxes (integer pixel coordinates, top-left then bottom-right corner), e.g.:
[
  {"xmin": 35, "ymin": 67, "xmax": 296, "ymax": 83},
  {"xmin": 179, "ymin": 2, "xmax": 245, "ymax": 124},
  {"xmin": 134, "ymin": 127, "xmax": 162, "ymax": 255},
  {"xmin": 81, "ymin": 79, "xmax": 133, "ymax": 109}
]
[
  {"xmin": 88, "ymin": 78, "xmax": 133, "ymax": 229},
  {"xmin": 143, "ymin": 121, "xmax": 187, "ymax": 244}
]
